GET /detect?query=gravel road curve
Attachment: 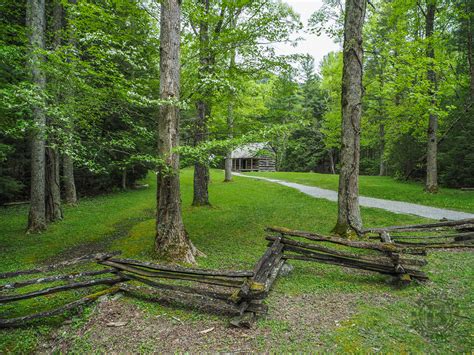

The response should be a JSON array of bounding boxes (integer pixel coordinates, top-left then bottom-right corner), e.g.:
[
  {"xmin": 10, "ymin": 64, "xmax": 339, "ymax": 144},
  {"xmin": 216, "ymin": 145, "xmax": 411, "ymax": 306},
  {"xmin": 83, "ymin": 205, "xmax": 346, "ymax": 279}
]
[{"xmin": 234, "ymin": 173, "xmax": 474, "ymax": 221}]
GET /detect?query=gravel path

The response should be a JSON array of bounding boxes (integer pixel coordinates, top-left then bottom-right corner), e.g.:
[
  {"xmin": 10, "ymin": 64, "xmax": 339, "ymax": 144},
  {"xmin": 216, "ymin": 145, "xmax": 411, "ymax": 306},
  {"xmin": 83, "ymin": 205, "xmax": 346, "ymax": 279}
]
[{"xmin": 234, "ymin": 173, "xmax": 474, "ymax": 221}]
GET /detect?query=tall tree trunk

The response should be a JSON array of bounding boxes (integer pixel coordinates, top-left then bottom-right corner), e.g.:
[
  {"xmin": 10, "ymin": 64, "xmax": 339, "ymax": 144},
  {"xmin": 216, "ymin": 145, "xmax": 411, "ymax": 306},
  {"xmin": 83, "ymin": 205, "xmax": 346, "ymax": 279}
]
[
  {"xmin": 224, "ymin": 100, "xmax": 234, "ymax": 182},
  {"xmin": 63, "ymin": 154, "xmax": 77, "ymax": 204},
  {"xmin": 27, "ymin": 0, "xmax": 47, "ymax": 233},
  {"xmin": 45, "ymin": 147, "xmax": 63, "ymax": 221},
  {"xmin": 155, "ymin": 0, "xmax": 196, "ymax": 263},
  {"xmin": 333, "ymin": 0, "xmax": 366, "ymax": 237},
  {"xmin": 121, "ymin": 169, "xmax": 127, "ymax": 190},
  {"xmin": 328, "ymin": 149, "xmax": 336, "ymax": 174},
  {"xmin": 425, "ymin": 1, "xmax": 438, "ymax": 193},
  {"xmin": 224, "ymin": 40, "xmax": 236, "ymax": 182},
  {"xmin": 45, "ymin": 0, "xmax": 63, "ymax": 222},
  {"xmin": 377, "ymin": 60, "xmax": 386, "ymax": 177},
  {"xmin": 379, "ymin": 123, "xmax": 386, "ymax": 176},
  {"xmin": 193, "ymin": 0, "xmax": 211, "ymax": 206},
  {"xmin": 45, "ymin": 148, "xmax": 62, "ymax": 222},
  {"xmin": 193, "ymin": 101, "xmax": 211, "ymax": 206},
  {"xmin": 62, "ymin": 0, "xmax": 78, "ymax": 205},
  {"xmin": 278, "ymin": 132, "xmax": 288, "ymax": 171},
  {"xmin": 224, "ymin": 153, "xmax": 233, "ymax": 181},
  {"xmin": 467, "ymin": 2, "xmax": 474, "ymax": 102}
]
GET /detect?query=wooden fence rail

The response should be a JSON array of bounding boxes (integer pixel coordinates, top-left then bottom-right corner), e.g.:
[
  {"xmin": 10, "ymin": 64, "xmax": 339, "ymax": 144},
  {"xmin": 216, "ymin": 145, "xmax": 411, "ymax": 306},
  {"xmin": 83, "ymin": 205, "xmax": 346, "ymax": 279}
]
[
  {"xmin": 0, "ymin": 252, "xmax": 257, "ymax": 328},
  {"xmin": 361, "ymin": 218, "xmax": 474, "ymax": 248},
  {"xmin": 265, "ymin": 227, "xmax": 428, "ymax": 284},
  {"xmin": 1, "ymin": 219, "xmax": 471, "ymax": 328}
]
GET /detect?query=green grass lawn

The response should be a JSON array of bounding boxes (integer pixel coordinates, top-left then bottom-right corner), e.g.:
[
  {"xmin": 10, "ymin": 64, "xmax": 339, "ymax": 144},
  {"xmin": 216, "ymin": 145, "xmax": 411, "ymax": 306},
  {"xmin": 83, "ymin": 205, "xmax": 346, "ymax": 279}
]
[
  {"xmin": 245, "ymin": 171, "xmax": 474, "ymax": 213},
  {"xmin": 1, "ymin": 169, "xmax": 472, "ymax": 353}
]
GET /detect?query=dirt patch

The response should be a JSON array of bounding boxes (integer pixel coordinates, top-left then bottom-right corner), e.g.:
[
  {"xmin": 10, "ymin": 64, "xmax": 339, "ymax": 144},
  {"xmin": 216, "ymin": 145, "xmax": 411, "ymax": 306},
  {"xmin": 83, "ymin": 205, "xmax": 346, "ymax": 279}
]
[
  {"xmin": 41, "ymin": 298, "xmax": 259, "ymax": 353},
  {"xmin": 42, "ymin": 209, "xmax": 155, "ymax": 264},
  {"xmin": 264, "ymin": 290, "xmax": 395, "ymax": 344},
  {"xmin": 40, "ymin": 289, "xmax": 396, "ymax": 352}
]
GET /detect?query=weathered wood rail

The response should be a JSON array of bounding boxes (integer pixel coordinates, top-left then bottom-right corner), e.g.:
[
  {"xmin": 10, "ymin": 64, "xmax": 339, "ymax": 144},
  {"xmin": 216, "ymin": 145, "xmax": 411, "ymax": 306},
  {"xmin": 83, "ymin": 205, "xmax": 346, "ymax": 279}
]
[
  {"xmin": 361, "ymin": 218, "xmax": 474, "ymax": 248},
  {"xmin": 266, "ymin": 226, "xmax": 429, "ymax": 285},
  {"xmin": 0, "ymin": 253, "xmax": 257, "ymax": 328},
  {"xmin": 0, "ymin": 252, "xmax": 125, "ymax": 327},
  {"xmin": 1, "ymin": 219, "xmax": 471, "ymax": 328}
]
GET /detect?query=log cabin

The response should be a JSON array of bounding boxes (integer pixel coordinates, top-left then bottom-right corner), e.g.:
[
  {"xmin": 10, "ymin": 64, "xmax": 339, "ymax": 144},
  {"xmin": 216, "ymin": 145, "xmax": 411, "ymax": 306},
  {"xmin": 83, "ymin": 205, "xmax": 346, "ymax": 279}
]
[{"xmin": 231, "ymin": 143, "xmax": 276, "ymax": 172}]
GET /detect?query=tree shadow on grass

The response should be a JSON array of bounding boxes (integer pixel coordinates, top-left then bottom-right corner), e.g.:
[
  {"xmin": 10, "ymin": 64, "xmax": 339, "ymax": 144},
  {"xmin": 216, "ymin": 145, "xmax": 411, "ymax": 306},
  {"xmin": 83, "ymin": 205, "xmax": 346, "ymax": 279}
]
[{"xmin": 42, "ymin": 209, "xmax": 155, "ymax": 265}]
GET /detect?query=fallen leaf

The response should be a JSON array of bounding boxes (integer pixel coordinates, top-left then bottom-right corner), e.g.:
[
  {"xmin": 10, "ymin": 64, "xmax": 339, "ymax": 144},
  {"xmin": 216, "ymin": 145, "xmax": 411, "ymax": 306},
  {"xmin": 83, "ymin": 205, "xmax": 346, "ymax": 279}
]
[
  {"xmin": 199, "ymin": 327, "xmax": 215, "ymax": 334},
  {"xmin": 171, "ymin": 316, "xmax": 183, "ymax": 324},
  {"xmin": 106, "ymin": 321, "xmax": 128, "ymax": 327}
]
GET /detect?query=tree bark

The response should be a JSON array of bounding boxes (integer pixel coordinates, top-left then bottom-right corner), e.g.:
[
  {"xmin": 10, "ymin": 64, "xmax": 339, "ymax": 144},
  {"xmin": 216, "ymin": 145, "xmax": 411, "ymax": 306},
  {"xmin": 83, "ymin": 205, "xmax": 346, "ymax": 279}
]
[
  {"xmin": 224, "ymin": 151, "xmax": 233, "ymax": 182},
  {"xmin": 379, "ymin": 123, "xmax": 386, "ymax": 176},
  {"xmin": 193, "ymin": 101, "xmax": 211, "ymax": 206},
  {"xmin": 45, "ymin": 0, "xmax": 64, "ymax": 222},
  {"xmin": 425, "ymin": 1, "xmax": 438, "ymax": 193},
  {"xmin": 63, "ymin": 154, "xmax": 77, "ymax": 204},
  {"xmin": 45, "ymin": 147, "xmax": 63, "ymax": 221},
  {"xmin": 27, "ymin": 0, "xmax": 47, "ymax": 233},
  {"xmin": 193, "ymin": 0, "xmax": 211, "ymax": 206},
  {"xmin": 467, "ymin": 1, "xmax": 474, "ymax": 102},
  {"xmin": 62, "ymin": 0, "xmax": 78, "ymax": 205},
  {"xmin": 377, "ymin": 61, "xmax": 386, "ymax": 177},
  {"xmin": 333, "ymin": 0, "xmax": 366, "ymax": 237},
  {"xmin": 328, "ymin": 149, "xmax": 336, "ymax": 174},
  {"xmin": 121, "ymin": 169, "xmax": 127, "ymax": 190},
  {"xmin": 155, "ymin": 0, "xmax": 196, "ymax": 263},
  {"xmin": 224, "ymin": 43, "xmax": 236, "ymax": 182}
]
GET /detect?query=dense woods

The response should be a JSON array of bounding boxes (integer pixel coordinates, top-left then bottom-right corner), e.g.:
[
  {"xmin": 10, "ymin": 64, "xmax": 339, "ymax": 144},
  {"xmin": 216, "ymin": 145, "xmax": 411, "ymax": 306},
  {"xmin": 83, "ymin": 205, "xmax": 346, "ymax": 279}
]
[
  {"xmin": 2, "ymin": 1, "xmax": 474, "ymax": 352},
  {"xmin": 1, "ymin": 0, "xmax": 473, "ymax": 237}
]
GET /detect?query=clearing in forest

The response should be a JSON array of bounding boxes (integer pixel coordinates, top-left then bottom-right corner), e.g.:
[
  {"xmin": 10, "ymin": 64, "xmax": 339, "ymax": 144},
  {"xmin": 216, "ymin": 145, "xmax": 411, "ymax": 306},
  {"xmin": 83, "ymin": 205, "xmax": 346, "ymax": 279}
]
[{"xmin": 1, "ymin": 170, "xmax": 472, "ymax": 353}]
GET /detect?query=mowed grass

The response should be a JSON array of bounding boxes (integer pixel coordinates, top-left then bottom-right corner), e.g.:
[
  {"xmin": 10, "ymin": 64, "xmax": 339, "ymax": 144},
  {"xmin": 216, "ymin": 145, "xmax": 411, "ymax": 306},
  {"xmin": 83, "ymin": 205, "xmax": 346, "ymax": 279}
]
[
  {"xmin": 0, "ymin": 181, "xmax": 155, "ymax": 273},
  {"xmin": 0, "ymin": 168, "xmax": 473, "ymax": 353},
  {"xmin": 246, "ymin": 171, "xmax": 474, "ymax": 213}
]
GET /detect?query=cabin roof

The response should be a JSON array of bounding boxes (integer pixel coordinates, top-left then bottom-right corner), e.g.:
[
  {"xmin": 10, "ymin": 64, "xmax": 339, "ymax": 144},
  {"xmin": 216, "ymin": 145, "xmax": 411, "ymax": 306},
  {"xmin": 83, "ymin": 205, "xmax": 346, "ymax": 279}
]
[{"xmin": 230, "ymin": 143, "xmax": 274, "ymax": 159}]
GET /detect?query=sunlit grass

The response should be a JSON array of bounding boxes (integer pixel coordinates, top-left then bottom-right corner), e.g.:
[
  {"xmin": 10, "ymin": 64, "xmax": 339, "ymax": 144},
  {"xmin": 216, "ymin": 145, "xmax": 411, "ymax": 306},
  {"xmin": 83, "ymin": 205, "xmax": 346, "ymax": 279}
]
[
  {"xmin": 246, "ymin": 171, "xmax": 474, "ymax": 213},
  {"xmin": 1, "ymin": 168, "xmax": 472, "ymax": 352}
]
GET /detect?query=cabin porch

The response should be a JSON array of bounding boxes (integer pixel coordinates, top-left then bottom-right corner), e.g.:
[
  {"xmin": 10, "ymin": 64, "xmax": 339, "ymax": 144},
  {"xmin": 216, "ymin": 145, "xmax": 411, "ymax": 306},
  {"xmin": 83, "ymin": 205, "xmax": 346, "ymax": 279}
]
[{"xmin": 232, "ymin": 158, "xmax": 259, "ymax": 172}]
